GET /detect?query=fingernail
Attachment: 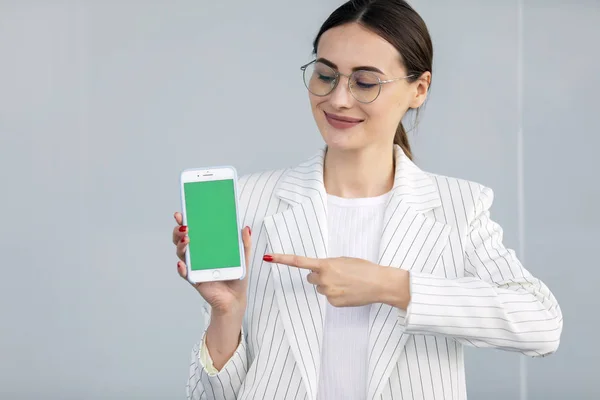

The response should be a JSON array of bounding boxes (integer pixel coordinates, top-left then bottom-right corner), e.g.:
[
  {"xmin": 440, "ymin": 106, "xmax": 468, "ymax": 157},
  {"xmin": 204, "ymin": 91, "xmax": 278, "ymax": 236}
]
[
  {"xmin": 263, "ymin": 255, "xmax": 273, "ymax": 262},
  {"xmin": 179, "ymin": 226, "xmax": 187, "ymax": 232},
  {"xmin": 248, "ymin": 226, "xmax": 252, "ymax": 236},
  {"xmin": 181, "ymin": 236, "xmax": 186, "ymax": 243}
]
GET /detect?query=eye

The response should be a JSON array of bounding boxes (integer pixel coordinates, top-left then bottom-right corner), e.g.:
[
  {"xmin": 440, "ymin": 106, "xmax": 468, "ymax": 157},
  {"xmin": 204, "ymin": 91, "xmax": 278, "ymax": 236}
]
[
  {"xmin": 354, "ymin": 80, "xmax": 377, "ymax": 89},
  {"xmin": 352, "ymin": 71, "xmax": 379, "ymax": 90},
  {"xmin": 317, "ymin": 73, "xmax": 335, "ymax": 83}
]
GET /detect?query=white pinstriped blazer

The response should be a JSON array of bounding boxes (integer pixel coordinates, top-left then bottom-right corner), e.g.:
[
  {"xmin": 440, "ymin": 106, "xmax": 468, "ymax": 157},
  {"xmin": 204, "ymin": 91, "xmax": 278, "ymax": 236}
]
[{"xmin": 186, "ymin": 145, "xmax": 562, "ymax": 400}]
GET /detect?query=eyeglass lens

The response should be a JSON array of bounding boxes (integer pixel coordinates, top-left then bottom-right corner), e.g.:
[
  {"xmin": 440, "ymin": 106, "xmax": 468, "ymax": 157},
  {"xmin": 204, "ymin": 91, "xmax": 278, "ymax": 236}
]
[{"xmin": 303, "ymin": 61, "xmax": 382, "ymax": 103}]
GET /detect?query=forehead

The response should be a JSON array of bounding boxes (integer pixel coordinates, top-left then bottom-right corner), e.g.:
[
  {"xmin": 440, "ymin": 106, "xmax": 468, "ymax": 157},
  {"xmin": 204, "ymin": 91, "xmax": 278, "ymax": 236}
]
[{"xmin": 316, "ymin": 22, "xmax": 402, "ymax": 75}]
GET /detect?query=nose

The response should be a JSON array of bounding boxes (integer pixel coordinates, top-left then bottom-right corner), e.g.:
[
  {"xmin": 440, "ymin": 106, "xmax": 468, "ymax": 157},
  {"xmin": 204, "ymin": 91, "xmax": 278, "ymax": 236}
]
[{"xmin": 328, "ymin": 75, "xmax": 354, "ymax": 109}]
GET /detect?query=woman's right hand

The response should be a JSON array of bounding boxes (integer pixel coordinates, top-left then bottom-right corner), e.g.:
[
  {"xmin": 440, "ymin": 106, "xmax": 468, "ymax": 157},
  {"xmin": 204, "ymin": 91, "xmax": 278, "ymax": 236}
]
[{"xmin": 173, "ymin": 212, "xmax": 252, "ymax": 318}]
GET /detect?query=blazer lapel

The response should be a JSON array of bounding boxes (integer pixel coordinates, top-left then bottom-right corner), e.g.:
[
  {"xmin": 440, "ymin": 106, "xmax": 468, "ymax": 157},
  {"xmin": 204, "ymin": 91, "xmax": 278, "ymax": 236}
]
[
  {"xmin": 366, "ymin": 146, "xmax": 452, "ymax": 399},
  {"xmin": 262, "ymin": 150, "xmax": 328, "ymax": 400}
]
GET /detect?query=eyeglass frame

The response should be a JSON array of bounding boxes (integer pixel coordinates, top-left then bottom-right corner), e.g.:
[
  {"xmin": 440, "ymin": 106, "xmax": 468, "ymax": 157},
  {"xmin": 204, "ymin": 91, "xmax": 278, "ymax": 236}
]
[{"xmin": 300, "ymin": 59, "xmax": 415, "ymax": 104}]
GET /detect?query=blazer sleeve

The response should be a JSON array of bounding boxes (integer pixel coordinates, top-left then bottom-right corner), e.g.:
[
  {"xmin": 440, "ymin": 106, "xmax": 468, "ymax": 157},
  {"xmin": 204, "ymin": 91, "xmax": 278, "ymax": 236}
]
[
  {"xmin": 401, "ymin": 185, "xmax": 563, "ymax": 357},
  {"xmin": 186, "ymin": 303, "xmax": 249, "ymax": 400}
]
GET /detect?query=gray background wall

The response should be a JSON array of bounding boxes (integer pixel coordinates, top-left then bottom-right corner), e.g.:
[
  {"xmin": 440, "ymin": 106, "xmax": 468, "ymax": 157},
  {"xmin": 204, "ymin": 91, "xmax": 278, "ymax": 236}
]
[{"xmin": 0, "ymin": 0, "xmax": 597, "ymax": 399}]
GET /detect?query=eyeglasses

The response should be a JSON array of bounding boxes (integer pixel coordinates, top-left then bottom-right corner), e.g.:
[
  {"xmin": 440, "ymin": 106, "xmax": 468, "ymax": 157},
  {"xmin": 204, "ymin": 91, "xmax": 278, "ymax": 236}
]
[{"xmin": 300, "ymin": 59, "xmax": 414, "ymax": 104}]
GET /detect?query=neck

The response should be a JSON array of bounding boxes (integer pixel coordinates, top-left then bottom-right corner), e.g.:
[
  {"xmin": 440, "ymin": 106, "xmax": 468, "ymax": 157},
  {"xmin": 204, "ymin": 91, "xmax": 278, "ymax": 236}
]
[{"xmin": 323, "ymin": 144, "xmax": 395, "ymax": 198}]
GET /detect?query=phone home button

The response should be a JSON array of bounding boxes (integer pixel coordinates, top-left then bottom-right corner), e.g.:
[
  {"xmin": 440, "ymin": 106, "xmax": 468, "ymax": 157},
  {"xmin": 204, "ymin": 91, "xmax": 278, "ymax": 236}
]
[{"xmin": 212, "ymin": 270, "xmax": 221, "ymax": 279}]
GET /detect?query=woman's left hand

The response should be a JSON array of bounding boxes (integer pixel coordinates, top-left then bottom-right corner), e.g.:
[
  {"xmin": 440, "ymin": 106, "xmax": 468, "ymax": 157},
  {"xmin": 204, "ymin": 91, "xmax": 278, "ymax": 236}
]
[{"xmin": 263, "ymin": 254, "xmax": 411, "ymax": 309}]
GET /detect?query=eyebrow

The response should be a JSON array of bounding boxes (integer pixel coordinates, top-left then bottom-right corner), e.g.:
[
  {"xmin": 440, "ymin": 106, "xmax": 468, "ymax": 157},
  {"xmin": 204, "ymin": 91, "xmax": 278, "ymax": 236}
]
[{"xmin": 316, "ymin": 57, "xmax": 385, "ymax": 74}]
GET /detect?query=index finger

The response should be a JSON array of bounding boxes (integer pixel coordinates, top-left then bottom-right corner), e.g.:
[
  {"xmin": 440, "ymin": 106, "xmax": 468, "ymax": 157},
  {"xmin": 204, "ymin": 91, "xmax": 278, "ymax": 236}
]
[
  {"xmin": 172, "ymin": 212, "xmax": 185, "ymax": 245},
  {"xmin": 265, "ymin": 253, "xmax": 322, "ymax": 271}
]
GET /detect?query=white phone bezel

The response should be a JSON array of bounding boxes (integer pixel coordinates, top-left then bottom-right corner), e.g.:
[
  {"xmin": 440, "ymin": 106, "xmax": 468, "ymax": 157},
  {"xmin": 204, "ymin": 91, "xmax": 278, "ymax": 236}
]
[{"xmin": 179, "ymin": 166, "xmax": 246, "ymax": 283}]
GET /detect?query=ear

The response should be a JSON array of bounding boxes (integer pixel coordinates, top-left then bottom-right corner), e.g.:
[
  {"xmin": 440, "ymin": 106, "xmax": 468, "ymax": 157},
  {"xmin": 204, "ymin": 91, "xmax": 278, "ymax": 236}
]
[{"xmin": 408, "ymin": 71, "xmax": 431, "ymax": 109}]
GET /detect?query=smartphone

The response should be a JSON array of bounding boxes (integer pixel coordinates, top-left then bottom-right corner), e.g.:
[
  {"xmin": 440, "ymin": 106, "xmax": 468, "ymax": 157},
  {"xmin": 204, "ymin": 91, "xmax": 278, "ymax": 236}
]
[{"xmin": 179, "ymin": 166, "xmax": 246, "ymax": 283}]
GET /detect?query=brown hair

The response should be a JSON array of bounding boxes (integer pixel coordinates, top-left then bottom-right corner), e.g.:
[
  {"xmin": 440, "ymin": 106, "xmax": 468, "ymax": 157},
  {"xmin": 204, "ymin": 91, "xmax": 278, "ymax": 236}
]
[{"xmin": 312, "ymin": 0, "xmax": 433, "ymax": 160}]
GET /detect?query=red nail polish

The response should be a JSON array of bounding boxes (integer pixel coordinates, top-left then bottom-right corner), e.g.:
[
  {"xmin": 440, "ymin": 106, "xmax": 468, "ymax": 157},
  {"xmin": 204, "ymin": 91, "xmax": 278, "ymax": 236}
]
[
  {"xmin": 248, "ymin": 227, "xmax": 252, "ymax": 236},
  {"xmin": 181, "ymin": 237, "xmax": 186, "ymax": 243},
  {"xmin": 179, "ymin": 226, "xmax": 187, "ymax": 232},
  {"xmin": 263, "ymin": 255, "xmax": 273, "ymax": 262}
]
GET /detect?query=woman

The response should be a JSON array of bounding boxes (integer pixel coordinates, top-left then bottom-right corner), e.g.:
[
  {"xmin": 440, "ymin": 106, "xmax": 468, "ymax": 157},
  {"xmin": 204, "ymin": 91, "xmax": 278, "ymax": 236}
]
[{"xmin": 173, "ymin": 1, "xmax": 562, "ymax": 399}]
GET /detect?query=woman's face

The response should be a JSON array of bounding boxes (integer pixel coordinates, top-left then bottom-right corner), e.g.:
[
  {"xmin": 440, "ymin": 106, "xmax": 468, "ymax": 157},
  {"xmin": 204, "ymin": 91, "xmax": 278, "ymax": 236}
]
[{"xmin": 309, "ymin": 22, "xmax": 429, "ymax": 152}]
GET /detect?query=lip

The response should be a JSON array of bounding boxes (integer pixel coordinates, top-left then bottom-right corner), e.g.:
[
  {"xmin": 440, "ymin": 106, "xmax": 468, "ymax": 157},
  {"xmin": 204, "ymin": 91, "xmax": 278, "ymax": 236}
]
[
  {"xmin": 324, "ymin": 112, "xmax": 364, "ymax": 123},
  {"xmin": 324, "ymin": 111, "xmax": 364, "ymax": 130}
]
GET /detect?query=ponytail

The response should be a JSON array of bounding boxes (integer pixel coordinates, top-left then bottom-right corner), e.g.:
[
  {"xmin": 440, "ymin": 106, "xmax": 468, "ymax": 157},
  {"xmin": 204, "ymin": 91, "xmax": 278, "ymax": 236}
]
[{"xmin": 393, "ymin": 122, "xmax": 413, "ymax": 161}]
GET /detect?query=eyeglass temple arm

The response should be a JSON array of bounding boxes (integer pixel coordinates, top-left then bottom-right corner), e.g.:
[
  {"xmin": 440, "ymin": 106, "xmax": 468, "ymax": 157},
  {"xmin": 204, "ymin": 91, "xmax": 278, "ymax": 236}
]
[
  {"xmin": 300, "ymin": 60, "xmax": 317, "ymax": 71},
  {"xmin": 379, "ymin": 74, "xmax": 416, "ymax": 83}
]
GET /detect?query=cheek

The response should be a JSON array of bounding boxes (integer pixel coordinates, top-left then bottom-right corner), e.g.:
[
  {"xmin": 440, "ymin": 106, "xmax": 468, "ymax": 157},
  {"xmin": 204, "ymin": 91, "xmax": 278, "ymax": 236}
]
[
  {"xmin": 309, "ymin": 96, "xmax": 318, "ymax": 112},
  {"xmin": 309, "ymin": 96, "xmax": 326, "ymax": 119},
  {"xmin": 364, "ymin": 103, "xmax": 402, "ymax": 130},
  {"xmin": 309, "ymin": 94, "xmax": 322, "ymax": 108}
]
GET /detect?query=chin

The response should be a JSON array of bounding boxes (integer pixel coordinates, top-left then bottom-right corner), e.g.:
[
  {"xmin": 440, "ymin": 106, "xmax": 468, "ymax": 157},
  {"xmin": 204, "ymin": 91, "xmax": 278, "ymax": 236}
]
[
  {"xmin": 320, "ymin": 129, "xmax": 364, "ymax": 152},
  {"xmin": 314, "ymin": 113, "xmax": 367, "ymax": 151}
]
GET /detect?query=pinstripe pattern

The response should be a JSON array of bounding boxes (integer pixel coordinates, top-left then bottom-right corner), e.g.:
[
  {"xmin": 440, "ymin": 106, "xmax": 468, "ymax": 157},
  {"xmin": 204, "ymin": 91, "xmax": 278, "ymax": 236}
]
[{"xmin": 186, "ymin": 145, "xmax": 562, "ymax": 400}]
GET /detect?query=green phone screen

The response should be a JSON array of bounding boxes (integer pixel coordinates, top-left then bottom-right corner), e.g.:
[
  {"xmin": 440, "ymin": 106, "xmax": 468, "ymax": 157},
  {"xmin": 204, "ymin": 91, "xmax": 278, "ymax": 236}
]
[{"xmin": 183, "ymin": 179, "xmax": 241, "ymax": 270}]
